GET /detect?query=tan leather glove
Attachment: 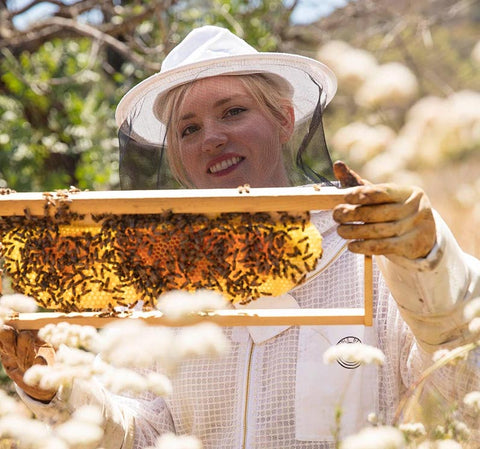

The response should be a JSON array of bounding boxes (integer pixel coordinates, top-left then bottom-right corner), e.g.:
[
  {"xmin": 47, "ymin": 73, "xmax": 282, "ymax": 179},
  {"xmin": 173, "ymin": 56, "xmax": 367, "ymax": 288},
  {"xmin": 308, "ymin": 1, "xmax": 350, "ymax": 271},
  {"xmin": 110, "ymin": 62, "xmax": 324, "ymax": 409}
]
[
  {"xmin": 0, "ymin": 325, "xmax": 56, "ymax": 402},
  {"xmin": 333, "ymin": 161, "xmax": 436, "ymax": 260}
]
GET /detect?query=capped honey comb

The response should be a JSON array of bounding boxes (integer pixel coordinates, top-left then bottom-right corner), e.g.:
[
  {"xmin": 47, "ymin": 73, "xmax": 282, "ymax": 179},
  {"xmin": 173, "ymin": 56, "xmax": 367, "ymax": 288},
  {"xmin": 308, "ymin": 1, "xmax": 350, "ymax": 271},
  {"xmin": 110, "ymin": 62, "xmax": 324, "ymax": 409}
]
[{"xmin": 0, "ymin": 210, "xmax": 322, "ymax": 311}]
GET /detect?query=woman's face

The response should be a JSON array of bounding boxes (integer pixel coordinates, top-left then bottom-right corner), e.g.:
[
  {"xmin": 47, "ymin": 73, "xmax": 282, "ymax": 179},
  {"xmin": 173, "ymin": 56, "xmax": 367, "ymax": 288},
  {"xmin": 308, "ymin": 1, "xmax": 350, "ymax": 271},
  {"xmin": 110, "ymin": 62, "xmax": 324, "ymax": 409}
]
[{"xmin": 172, "ymin": 76, "xmax": 293, "ymax": 189}]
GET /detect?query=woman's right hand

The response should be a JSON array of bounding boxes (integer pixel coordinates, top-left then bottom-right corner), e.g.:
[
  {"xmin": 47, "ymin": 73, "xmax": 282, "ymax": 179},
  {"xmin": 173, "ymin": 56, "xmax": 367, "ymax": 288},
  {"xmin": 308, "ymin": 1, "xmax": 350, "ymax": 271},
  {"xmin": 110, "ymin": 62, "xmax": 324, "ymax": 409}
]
[{"xmin": 0, "ymin": 325, "xmax": 56, "ymax": 402}]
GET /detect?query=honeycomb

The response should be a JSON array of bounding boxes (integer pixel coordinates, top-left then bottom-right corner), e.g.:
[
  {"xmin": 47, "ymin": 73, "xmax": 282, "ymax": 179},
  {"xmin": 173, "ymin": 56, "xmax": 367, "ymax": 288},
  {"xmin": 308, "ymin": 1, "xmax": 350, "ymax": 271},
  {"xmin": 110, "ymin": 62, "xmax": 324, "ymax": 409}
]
[{"xmin": 0, "ymin": 210, "xmax": 322, "ymax": 311}]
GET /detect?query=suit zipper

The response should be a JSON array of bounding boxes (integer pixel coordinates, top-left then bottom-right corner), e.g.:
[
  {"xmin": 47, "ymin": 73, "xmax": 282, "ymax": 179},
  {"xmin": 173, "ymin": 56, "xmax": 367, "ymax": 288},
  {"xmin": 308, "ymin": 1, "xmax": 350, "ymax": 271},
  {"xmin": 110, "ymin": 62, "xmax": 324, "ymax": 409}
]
[{"xmin": 242, "ymin": 341, "xmax": 254, "ymax": 449}]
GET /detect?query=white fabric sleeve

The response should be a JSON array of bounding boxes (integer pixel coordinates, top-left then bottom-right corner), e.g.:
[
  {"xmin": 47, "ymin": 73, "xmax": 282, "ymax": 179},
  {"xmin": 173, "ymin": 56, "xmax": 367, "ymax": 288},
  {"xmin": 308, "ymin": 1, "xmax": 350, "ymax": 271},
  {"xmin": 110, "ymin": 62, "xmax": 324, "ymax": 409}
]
[
  {"xmin": 376, "ymin": 210, "xmax": 480, "ymax": 352},
  {"xmin": 16, "ymin": 376, "xmax": 175, "ymax": 449},
  {"xmin": 16, "ymin": 379, "xmax": 136, "ymax": 449}
]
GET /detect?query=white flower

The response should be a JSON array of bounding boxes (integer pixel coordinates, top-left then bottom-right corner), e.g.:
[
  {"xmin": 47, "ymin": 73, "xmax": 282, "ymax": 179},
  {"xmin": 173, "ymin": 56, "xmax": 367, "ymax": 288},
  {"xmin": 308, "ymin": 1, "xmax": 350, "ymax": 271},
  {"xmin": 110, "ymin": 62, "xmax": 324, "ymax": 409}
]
[
  {"xmin": 23, "ymin": 364, "xmax": 51, "ymax": 388},
  {"xmin": 0, "ymin": 390, "xmax": 31, "ymax": 417},
  {"xmin": 0, "ymin": 294, "xmax": 38, "ymax": 313},
  {"xmin": 176, "ymin": 323, "xmax": 230, "ymax": 360},
  {"xmin": 471, "ymin": 40, "xmax": 480, "ymax": 67},
  {"xmin": 431, "ymin": 347, "xmax": 468, "ymax": 366},
  {"xmin": 454, "ymin": 183, "xmax": 479, "ymax": 208},
  {"xmin": 355, "ymin": 62, "xmax": 418, "ymax": 109},
  {"xmin": 39, "ymin": 323, "xmax": 99, "ymax": 350},
  {"xmin": 56, "ymin": 345, "xmax": 97, "ymax": 366},
  {"xmin": 434, "ymin": 425, "xmax": 447, "ymax": 439},
  {"xmin": 0, "ymin": 415, "xmax": 52, "ymax": 447},
  {"xmin": 316, "ymin": 40, "xmax": 352, "ymax": 69},
  {"xmin": 394, "ymin": 90, "xmax": 480, "ymax": 168},
  {"xmin": 24, "ymin": 364, "xmax": 76, "ymax": 391},
  {"xmin": 317, "ymin": 42, "xmax": 381, "ymax": 94},
  {"xmin": 367, "ymin": 412, "xmax": 379, "ymax": 425},
  {"xmin": 341, "ymin": 425, "xmax": 405, "ymax": 449},
  {"xmin": 332, "ymin": 50, "xmax": 378, "ymax": 93},
  {"xmin": 101, "ymin": 367, "xmax": 150, "ymax": 394},
  {"xmin": 55, "ymin": 420, "xmax": 103, "ymax": 448},
  {"xmin": 361, "ymin": 152, "xmax": 408, "ymax": 184},
  {"xmin": 24, "ymin": 346, "xmax": 104, "ymax": 391},
  {"xmin": 323, "ymin": 343, "xmax": 385, "ymax": 366},
  {"xmin": 331, "ymin": 122, "xmax": 396, "ymax": 165},
  {"xmin": 464, "ymin": 390, "xmax": 480, "ymax": 413},
  {"xmin": 100, "ymin": 367, "xmax": 172, "ymax": 396},
  {"xmin": 398, "ymin": 422, "xmax": 426, "ymax": 439},
  {"xmin": 71, "ymin": 405, "xmax": 104, "ymax": 426},
  {"xmin": 97, "ymin": 321, "xmax": 176, "ymax": 368},
  {"xmin": 468, "ymin": 317, "xmax": 480, "ymax": 335},
  {"xmin": 464, "ymin": 297, "xmax": 480, "ymax": 321},
  {"xmin": 156, "ymin": 289, "xmax": 229, "ymax": 319},
  {"xmin": 37, "ymin": 437, "xmax": 69, "ymax": 449},
  {"xmin": 432, "ymin": 349, "xmax": 451, "ymax": 363},
  {"xmin": 451, "ymin": 419, "xmax": 470, "ymax": 440},
  {"xmin": 147, "ymin": 432, "xmax": 203, "ymax": 449}
]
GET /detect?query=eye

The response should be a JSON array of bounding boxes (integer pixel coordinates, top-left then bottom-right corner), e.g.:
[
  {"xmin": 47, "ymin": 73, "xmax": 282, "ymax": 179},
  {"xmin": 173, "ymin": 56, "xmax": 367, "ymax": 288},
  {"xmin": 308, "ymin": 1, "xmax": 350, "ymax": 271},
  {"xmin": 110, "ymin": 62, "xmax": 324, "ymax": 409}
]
[
  {"xmin": 225, "ymin": 107, "xmax": 246, "ymax": 118},
  {"xmin": 181, "ymin": 124, "xmax": 199, "ymax": 138}
]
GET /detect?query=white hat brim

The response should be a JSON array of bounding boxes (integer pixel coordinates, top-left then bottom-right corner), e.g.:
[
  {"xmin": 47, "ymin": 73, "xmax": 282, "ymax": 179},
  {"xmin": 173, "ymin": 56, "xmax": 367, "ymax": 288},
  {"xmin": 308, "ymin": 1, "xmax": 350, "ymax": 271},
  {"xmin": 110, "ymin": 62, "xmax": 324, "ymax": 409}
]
[{"xmin": 115, "ymin": 52, "xmax": 337, "ymax": 144}]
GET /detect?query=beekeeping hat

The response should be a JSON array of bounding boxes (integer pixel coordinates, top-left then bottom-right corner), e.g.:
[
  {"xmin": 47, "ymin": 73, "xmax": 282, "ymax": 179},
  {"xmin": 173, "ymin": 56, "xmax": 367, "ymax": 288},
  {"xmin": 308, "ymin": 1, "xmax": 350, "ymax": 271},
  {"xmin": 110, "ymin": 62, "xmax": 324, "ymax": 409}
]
[{"xmin": 116, "ymin": 25, "xmax": 338, "ymax": 189}]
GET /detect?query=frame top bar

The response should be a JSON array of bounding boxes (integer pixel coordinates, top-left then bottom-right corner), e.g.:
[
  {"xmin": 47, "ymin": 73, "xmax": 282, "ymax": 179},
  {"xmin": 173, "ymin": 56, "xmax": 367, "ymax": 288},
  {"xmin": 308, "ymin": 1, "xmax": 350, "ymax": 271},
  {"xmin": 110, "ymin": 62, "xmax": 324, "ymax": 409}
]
[{"xmin": 0, "ymin": 186, "xmax": 349, "ymax": 216}]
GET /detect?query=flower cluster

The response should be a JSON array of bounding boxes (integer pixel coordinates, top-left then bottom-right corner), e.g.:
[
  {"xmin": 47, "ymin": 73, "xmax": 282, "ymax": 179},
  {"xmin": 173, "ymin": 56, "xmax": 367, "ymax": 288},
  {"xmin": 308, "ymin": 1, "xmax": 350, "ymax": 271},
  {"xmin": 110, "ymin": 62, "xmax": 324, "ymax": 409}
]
[
  {"xmin": 323, "ymin": 342, "xmax": 386, "ymax": 366},
  {"xmin": 0, "ymin": 402, "xmax": 103, "ymax": 449},
  {"xmin": 355, "ymin": 62, "xmax": 419, "ymax": 109},
  {"xmin": 340, "ymin": 425, "xmax": 405, "ymax": 449},
  {"xmin": 21, "ymin": 289, "xmax": 230, "ymax": 401},
  {"xmin": 317, "ymin": 40, "xmax": 418, "ymax": 108},
  {"xmin": 464, "ymin": 297, "xmax": 480, "ymax": 337},
  {"xmin": 472, "ymin": 40, "xmax": 480, "ymax": 67},
  {"xmin": 39, "ymin": 322, "xmax": 99, "ymax": 350},
  {"xmin": 3, "ymin": 289, "xmax": 480, "ymax": 448},
  {"xmin": 4, "ymin": 290, "xmax": 233, "ymax": 448},
  {"xmin": 323, "ymin": 40, "xmax": 480, "ymax": 189},
  {"xmin": 464, "ymin": 391, "xmax": 480, "ymax": 415},
  {"xmin": 331, "ymin": 121, "xmax": 396, "ymax": 166},
  {"xmin": 359, "ymin": 90, "xmax": 480, "ymax": 183},
  {"xmin": 0, "ymin": 293, "xmax": 37, "ymax": 324},
  {"xmin": 155, "ymin": 289, "xmax": 228, "ymax": 319},
  {"xmin": 317, "ymin": 40, "xmax": 378, "ymax": 93}
]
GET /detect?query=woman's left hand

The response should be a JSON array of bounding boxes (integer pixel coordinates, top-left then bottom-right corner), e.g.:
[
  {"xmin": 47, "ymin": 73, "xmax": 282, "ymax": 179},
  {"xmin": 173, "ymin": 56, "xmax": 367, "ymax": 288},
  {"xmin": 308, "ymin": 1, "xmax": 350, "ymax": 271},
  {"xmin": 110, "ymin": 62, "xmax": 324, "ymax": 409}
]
[{"xmin": 332, "ymin": 161, "xmax": 437, "ymax": 260}]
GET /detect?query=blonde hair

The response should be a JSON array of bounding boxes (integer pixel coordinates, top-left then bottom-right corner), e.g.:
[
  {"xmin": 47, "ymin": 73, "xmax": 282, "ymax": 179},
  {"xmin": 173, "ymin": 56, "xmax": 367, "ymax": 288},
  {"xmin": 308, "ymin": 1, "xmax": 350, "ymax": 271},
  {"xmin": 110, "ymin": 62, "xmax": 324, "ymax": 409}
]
[{"xmin": 155, "ymin": 73, "xmax": 294, "ymax": 187}]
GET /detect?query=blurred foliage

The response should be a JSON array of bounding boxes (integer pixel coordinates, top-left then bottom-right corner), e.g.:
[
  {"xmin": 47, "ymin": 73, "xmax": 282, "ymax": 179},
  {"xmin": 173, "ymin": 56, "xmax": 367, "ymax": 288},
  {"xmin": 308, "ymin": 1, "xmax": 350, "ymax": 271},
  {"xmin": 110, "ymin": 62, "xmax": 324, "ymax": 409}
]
[
  {"xmin": 321, "ymin": 7, "xmax": 480, "ymax": 140},
  {"xmin": 0, "ymin": 0, "xmax": 294, "ymax": 192},
  {"xmin": 0, "ymin": 39, "xmax": 120, "ymax": 191}
]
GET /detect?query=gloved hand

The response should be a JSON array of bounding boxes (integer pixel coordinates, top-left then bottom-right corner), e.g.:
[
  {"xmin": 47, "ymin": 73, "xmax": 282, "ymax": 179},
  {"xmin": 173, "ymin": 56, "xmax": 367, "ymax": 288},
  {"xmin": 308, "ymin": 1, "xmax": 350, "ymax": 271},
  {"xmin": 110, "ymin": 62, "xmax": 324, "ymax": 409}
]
[
  {"xmin": 0, "ymin": 325, "xmax": 56, "ymax": 402},
  {"xmin": 332, "ymin": 161, "xmax": 437, "ymax": 260}
]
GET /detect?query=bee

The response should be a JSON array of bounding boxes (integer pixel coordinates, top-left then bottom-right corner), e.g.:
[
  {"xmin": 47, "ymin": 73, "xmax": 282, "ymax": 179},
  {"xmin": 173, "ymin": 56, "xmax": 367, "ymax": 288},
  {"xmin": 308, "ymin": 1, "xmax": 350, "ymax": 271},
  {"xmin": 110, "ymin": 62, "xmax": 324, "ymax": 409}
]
[{"xmin": 237, "ymin": 184, "xmax": 251, "ymax": 194}]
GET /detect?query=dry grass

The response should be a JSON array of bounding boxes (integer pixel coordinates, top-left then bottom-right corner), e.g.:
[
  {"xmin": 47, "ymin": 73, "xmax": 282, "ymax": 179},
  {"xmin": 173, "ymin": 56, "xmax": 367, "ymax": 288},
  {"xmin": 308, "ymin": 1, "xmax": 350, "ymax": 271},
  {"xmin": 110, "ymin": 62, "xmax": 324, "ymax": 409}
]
[{"xmin": 420, "ymin": 153, "xmax": 480, "ymax": 259}]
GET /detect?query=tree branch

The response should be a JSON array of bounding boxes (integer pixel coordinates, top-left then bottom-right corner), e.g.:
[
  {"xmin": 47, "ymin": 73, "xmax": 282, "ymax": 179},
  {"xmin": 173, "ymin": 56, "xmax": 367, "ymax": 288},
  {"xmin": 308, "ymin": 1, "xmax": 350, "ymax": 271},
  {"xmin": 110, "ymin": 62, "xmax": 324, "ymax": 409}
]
[
  {"xmin": 1, "ymin": 16, "xmax": 161, "ymax": 71},
  {"xmin": 6, "ymin": 0, "xmax": 64, "ymax": 19}
]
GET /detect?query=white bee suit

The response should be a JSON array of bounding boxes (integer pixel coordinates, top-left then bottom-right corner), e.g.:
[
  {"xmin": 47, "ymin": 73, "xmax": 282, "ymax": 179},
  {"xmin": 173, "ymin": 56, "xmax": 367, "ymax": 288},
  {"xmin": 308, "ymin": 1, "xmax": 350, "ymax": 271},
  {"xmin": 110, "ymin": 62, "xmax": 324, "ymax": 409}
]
[{"xmin": 18, "ymin": 211, "xmax": 480, "ymax": 449}]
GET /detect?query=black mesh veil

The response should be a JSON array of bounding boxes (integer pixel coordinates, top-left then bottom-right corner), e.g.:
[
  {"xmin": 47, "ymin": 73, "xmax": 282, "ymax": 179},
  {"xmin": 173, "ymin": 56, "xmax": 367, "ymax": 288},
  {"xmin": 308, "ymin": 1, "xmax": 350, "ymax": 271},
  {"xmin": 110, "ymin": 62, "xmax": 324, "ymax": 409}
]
[
  {"xmin": 119, "ymin": 122, "xmax": 179, "ymax": 189},
  {"xmin": 118, "ymin": 70, "xmax": 337, "ymax": 190}
]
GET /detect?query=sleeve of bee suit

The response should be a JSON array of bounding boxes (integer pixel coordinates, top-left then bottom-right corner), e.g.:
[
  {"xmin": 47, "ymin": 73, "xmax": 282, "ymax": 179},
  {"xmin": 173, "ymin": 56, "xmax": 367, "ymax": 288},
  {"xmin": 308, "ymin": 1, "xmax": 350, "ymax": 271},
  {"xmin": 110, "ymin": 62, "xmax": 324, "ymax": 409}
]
[
  {"xmin": 16, "ymin": 375, "xmax": 175, "ymax": 449},
  {"xmin": 376, "ymin": 210, "xmax": 480, "ymax": 352}
]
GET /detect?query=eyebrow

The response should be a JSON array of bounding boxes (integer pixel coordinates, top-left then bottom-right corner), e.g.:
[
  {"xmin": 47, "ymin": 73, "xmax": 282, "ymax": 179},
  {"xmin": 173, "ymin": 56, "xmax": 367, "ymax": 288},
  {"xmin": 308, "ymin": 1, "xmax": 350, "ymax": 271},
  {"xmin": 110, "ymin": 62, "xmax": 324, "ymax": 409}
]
[{"xmin": 178, "ymin": 96, "xmax": 240, "ymax": 122}]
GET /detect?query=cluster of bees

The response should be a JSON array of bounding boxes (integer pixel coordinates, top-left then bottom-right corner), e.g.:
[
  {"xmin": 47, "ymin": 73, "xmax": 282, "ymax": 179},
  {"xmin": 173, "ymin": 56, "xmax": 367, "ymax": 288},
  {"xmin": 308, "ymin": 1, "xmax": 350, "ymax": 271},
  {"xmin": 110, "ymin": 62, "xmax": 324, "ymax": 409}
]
[{"xmin": 0, "ymin": 203, "xmax": 323, "ymax": 312}]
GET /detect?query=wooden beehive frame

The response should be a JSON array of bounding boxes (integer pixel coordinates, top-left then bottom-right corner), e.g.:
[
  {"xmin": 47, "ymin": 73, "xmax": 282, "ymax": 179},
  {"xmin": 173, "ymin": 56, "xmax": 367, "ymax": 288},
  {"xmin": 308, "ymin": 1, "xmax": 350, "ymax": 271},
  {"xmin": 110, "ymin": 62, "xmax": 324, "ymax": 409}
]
[{"xmin": 0, "ymin": 186, "xmax": 373, "ymax": 328}]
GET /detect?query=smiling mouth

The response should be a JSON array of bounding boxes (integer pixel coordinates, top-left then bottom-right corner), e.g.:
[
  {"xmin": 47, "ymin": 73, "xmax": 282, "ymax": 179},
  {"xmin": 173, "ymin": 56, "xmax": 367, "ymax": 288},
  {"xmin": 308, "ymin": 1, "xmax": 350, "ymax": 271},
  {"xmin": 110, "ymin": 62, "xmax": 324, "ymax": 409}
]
[{"xmin": 208, "ymin": 156, "xmax": 244, "ymax": 174}]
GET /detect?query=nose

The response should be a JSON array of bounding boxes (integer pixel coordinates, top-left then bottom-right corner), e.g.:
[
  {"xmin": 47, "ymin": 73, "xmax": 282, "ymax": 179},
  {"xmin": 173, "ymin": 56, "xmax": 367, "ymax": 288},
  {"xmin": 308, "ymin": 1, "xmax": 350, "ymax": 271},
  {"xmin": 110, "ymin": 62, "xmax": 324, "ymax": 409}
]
[{"xmin": 201, "ymin": 123, "xmax": 227, "ymax": 154}]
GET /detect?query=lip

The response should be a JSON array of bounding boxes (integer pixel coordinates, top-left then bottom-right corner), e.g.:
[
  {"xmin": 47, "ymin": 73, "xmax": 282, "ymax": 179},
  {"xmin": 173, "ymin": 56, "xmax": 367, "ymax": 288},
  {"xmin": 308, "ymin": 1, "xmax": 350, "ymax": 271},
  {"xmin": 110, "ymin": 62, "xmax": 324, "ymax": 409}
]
[{"xmin": 207, "ymin": 154, "xmax": 245, "ymax": 176}]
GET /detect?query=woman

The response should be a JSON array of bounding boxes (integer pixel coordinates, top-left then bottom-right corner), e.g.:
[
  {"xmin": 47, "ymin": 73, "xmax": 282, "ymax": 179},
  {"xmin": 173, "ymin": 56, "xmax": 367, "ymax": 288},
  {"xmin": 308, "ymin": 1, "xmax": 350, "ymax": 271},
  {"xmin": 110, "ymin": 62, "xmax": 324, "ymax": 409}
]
[{"xmin": 1, "ymin": 25, "xmax": 480, "ymax": 448}]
